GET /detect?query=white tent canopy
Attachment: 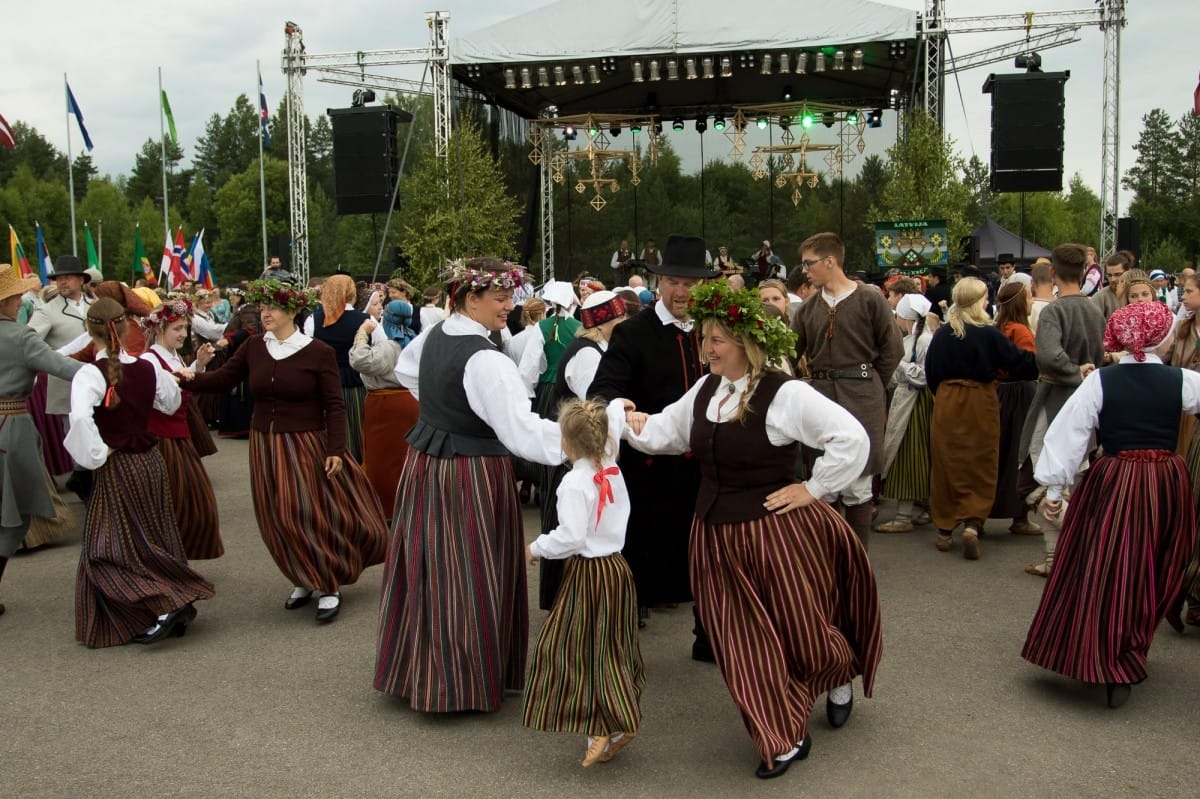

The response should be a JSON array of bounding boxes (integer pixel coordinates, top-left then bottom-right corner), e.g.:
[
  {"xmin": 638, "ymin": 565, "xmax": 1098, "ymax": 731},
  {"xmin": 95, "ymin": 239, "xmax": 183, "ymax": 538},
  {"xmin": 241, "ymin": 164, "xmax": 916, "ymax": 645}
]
[{"xmin": 453, "ymin": 0, "xmax": 917, "ymax": 64}]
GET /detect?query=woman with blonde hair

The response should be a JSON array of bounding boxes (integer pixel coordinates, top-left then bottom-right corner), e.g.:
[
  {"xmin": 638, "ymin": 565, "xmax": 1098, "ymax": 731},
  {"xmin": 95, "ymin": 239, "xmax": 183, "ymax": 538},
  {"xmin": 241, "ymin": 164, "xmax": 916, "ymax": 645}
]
[{"xmin": 924, "ymin": 278, "xmax": 1038, "ymax": 559}]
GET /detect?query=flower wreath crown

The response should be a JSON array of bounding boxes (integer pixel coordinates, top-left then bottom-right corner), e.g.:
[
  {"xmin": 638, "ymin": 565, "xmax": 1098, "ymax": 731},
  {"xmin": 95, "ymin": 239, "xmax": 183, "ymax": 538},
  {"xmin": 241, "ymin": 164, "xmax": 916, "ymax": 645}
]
[
  {"xmin": 243, "ymin": 279, "xmax": 316, "ymax": 315},
  {"xmin": 439, "ymin": 258, "xmax": 525, "ymax": 309},
  {"xmin": 142, "ymin": 297, "xmax": 195, "ymax": 331},
  {"xmin": 687, "ymin": 282, "xmax": 798, "ymax": 365}
]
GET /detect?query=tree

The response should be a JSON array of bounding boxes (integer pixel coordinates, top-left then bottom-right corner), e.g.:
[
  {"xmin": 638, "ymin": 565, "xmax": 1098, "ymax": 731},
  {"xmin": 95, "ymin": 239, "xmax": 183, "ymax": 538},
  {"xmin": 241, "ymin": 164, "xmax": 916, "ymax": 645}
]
[
  {"xmin": 0, "ymin": 121, "xmax": 67, "ymax": 184},
  {"xmin": 870, "ymin": 110, "xmax": 973, "ymax": 263},
  {"xmin": 962, "ymin": 154, "xmax": 993, "ymax": 230},
  {"xmin": 1143, "ymin": 234, "xmax": 1189, "ymax": 273},
  {"xmin": 70, "ymin": 153, "xmax": 98, "ymax": 204},
  {"xmin": 212, "ymin": 157, "xmax": 290, "ymax": 281},
  {"xmin": 399, "ymin": 121, "xmax": 521, "ymax": 289},
  {"xmin": 77, "ymin": 178, "xmax": 134, "ymax": 279},
  {"xmin": 126, "ymin": 137, "xmax": 191, "ymax": 215},
  {"xmin": 192, "ymin": 95, "xmax": 261, "ymax": 190}
]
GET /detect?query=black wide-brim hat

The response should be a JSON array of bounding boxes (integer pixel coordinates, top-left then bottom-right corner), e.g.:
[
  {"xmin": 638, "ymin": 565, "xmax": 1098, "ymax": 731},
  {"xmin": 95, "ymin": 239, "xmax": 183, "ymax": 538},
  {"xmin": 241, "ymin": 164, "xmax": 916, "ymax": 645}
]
[
  {"xmin": 647, "ymin": 234, "xmax": 719, "ymax": 278},
  {"xmin": 48, "ymin": 254, "xmax": 91, "ymax": 282}
]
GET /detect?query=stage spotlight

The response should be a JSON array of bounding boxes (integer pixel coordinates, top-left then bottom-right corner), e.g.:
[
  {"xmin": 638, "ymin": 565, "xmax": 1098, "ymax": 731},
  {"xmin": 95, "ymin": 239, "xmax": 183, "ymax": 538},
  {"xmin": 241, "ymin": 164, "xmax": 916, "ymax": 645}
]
[
  {"xmin": 588, "ymin": 64, "xmax": 601, "ymax": 84},
  {"xmin": 847, "ymin": 109, "xmax": 859, "ymax": 124},
  {"xmin": 572, "ymin": 65, "xmax": 585, "ymax": 85},
  {"xmin": 822, "ymin": 111, "xmax": 835, "ymax": 128},
  {"xmin": 833, "ymin": 50, "xmax": 845, "ymax": 70},
  {"xmin": 867, "ymin": 108, "xmax": 883, "ymax": 128},
  {"xmin": 632, "ymin": 60, "xmax": 644, "ymax": 82},
  {"xmin": 537, "ymin": 67, "xmax": 550, "ymax": 88},
  {"xmin": 889, "ymin": 88, "xmax": 900, "ymax": 108},
  {"xmin": 779, "ymin": 53, "xmax": 790, "ymax": 74},
  {"xmin": 553, "ymin": 66, "xmax": 567, "ymax": 86},
  {"xmin": 685, "ymin": 58, "xmax": 698, "ymax": 79},
  {"xmin": 649, "ymin": 60, "xmax": 661, "ymax": 81},
  {"xmin": 695, "ymin": 117, "xmax": 707, "ymax": 133},
  {"xmin": 795, "ymin": 52, "xmax": 808, "ymax": 74},
  {"xmin": 782, "ymin": 85, "xmax": 793, "ymax": 102},
  {"xmin": 610, "ymin": 122, "xmax": 621, "ymax": 136},
  {"xmin": 852, "ymin": 48, "xmax": 864, "ymax": 70},
  {"xmin": 779, "ymin": 115, "xmax": 791, "ymax": 130},
  {"xmin": 630, "ymin": 120, "xmax": 643, "ymax": 133},
  {"xmin": 815, "ymin": 52, "xmax": 826, "ymax": 72},
  {"xmin": 760, "ymin": 54, "xmax": 773, "ymax": 76},
  {"xmin": 888, "ymin": 41, "xmax": 907, "ymax": 60},
  {"xmin": 504, "ymin": 68, "xmax": 516, "ymax": 90},
  {"xmin": 720, "ymin": 56, "xmax": 733, "ymax": 77},
  {"xmin": 564, "ymin": 124, "xmax": 577, "ymax": 140},
  {"xmin": 672, "ymin": 117, "xmax": 685, "ymax": 132},
  {"xmin": 667, "ymin": 59, "xmax": 679, "ymax": 80},
  {"xmin": 520, "ymin": 67, "xmax": 532, "ymax": 89},
  {"xmin": 801, "ymin": 111, "xmax": 814, "ymax": 129},
  {"xmin": 713, "ymin": 116, "xmax": 725, "ymax": 131},
  {"xmin": 702, "ymin": 57, "xmax": 715, "ymax": 79},
  {"xmin": 756, "ymin": 114, "xmax": 768, "ymax": 130}
]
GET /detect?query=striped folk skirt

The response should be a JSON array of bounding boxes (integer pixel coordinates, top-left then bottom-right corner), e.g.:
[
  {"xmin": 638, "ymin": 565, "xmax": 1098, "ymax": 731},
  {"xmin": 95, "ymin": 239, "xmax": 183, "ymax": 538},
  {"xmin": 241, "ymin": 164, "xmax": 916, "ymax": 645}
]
[
  {"xmin": 374, "ymin": 451, "xmax": 527, "ymax": 712},
  {"xmin": 343, "ymin": 385, "xmax": 367, "ymax": 464},
  {"xmin": 22, "ymin": 466, "xmax": 77, "ymax": 550},
  {"xmin": 929, "ymin": 379, "xmax": 1001, "ymax": 531},
  {"xmin": 990, "ymin": 380, "xmax": 1036, "ymax": 519},
  {"xmin": 1176, "ymin": 414, "xmax": 1200, "ymax": 608},
  {"xmin": 75, "ymin": 447, "xmax": 215, "ymax": 648},
  {"xmin": 881, "ymin": 387, "xmax": 932, "ymax": 502},
  {"xmin": 248, "ymin": 430, "xmax": 387, "ymax": 593},
  {"xmin": 362, "ymin": 388, "xmax": 419, "ymax": 519},
  {"xmin": 159, "ymin": 437, "xmax": 224, "ymax": 560},
  {"xmin": 1022, "ymin": 450, "xmax": 1196, "ymax": 684},
  {"xmin": 27, "ymin": 374, "xmax": 71, "ymax": 475},
  {"xmin": 524, "ymin": 554, "xmax": 645, "ymax": 736},
  {"xmin": 691, "ymin": 502, "xmax": 882, "ymax": 765}
]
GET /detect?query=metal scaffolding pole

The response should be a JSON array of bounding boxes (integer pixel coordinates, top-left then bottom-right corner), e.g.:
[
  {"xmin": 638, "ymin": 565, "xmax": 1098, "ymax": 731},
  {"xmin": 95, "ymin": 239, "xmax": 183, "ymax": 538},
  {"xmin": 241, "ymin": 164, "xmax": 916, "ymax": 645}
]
[
  {"xmin": 1098, "ymin": 0, "xmax": 1126, "ymax": 256},
  {"xmin": 538, "ymin": 127, "xmax": 555, "ymax": 281},
  {"xmin": 283, "ymin": 21, "xmax": 310, "ymax": 284},
  {"xmin": 427, "ymin": 11, "xmax": 453, "ymax": 160}
]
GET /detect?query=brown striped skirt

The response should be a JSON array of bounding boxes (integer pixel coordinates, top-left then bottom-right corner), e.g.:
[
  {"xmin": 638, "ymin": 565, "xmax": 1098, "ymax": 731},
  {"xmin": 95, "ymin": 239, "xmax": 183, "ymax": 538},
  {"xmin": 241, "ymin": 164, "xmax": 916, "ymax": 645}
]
[
  {"xmin": 159, "ymin": 436, "xmax": 224, "ymax": 560},
  {"xmin": 248, "ymin": 429, "xmax": 387, "ymax": 593},
  {"xmin": 1022, "ymin": 450, "xmax": 1196, "ymax": 684},
  {"xmin": 362, "ymin": 388, "xmax": 419, "ymax": 519},
  {"xmin": 75, "ymin": 447, "xmax": 215, "ymax": 648},
  {"xmin": 691, "ymin": 501, "xmax": 882, "ymax": 765},
  {"xmin": 929, "ymin": 379, "xmax": 1001, "ymax": 530},
  {"xmin": 21, "ymin": 466, "xmax": 77, "ymax": 550},
  {"xmin": 374, "ymin": 450, "xmax": 526, "ymax": 712},
  {"xmin": 523, "ymin": 553, "xmax": 645, "ymax": 736}
]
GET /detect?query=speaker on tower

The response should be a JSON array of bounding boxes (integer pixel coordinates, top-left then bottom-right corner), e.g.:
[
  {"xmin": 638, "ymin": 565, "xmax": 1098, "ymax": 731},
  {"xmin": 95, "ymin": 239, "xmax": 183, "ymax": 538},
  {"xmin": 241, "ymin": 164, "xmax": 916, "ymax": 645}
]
[
  {"xmin": 328, "ymin": 105, "xmax": 413, "ymax": 215},
  {"xmin": 1116, "ymin": 217, "xmax": 1141, "ymax": 260},
  {"xmin": 983, "ymin": 71, "xmax": 1069, "ymax": 193}
]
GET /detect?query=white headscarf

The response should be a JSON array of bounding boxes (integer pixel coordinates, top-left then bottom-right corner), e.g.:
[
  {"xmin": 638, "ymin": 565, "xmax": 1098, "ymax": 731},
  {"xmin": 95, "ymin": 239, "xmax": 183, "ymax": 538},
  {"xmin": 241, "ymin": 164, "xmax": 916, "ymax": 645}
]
[{"xmin": 896, "ymin": 293, "xmax": 932, "ymax": 322}]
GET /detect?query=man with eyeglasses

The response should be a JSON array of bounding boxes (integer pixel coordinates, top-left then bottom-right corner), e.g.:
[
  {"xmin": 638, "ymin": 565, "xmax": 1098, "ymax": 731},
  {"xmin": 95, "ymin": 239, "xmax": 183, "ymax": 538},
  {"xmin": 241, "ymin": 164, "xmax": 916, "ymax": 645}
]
[
  {"xmin": 1091, "ymin": 252, "xmax": 1130, "ymax": 320},
  {"xmin": 790, "ymin": 232, "xmax": 902, "ymax": 553}
]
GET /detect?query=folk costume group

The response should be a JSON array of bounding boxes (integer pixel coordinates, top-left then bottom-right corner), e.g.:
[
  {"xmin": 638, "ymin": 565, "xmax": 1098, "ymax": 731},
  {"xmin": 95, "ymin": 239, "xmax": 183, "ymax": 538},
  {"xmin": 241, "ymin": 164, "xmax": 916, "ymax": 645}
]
[{"xmin": 1, "ymin": 231, "xmax": 1195, "ymax": 780}]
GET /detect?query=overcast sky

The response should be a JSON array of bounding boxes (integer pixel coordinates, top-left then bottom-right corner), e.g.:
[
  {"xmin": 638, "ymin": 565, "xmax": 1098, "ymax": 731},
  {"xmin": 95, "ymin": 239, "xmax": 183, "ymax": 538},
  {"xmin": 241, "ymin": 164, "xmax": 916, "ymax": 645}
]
[{"xmin": 4, "ymin": 0, "xmax": 1195, "ymax": 217}]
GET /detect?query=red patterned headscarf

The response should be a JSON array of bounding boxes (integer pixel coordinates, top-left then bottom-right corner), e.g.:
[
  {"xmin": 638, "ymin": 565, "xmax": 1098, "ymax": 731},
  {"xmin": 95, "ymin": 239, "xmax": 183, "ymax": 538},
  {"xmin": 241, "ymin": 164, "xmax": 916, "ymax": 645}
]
[{"xmin": 1104, "ymin": 300, "xmax": 1174, "ymax": 362}]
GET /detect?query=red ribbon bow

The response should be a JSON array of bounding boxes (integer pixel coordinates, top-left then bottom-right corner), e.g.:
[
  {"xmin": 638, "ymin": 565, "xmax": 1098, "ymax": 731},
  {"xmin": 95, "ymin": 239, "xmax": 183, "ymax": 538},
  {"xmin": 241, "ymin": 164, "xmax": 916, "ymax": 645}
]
[{"xmin": 593, "ymin": 465, "xmax": 620, "ymax": 526}]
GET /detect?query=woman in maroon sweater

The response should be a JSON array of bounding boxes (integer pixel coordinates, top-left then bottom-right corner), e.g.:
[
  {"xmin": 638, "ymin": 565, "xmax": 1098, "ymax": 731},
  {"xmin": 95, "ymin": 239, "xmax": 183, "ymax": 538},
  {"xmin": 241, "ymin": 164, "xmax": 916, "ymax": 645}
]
[{"xmin": 183, "ymin": 279, "xmax": 387, "ymax": 622}]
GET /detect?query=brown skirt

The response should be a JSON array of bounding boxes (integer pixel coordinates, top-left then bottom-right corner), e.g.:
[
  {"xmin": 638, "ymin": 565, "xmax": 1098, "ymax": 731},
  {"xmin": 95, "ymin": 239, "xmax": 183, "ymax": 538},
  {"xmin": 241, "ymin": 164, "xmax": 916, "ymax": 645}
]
[
  {"xmin": 159, "ymin": 436, "xmax": 224, "ymax": 559},
  {"xmin": 929, "ymin": 379, "xmax": 1001, "ymax": 531},
  {"xmin": 362, "ymin": 388, "xmax": 419, "ymax": 519}
]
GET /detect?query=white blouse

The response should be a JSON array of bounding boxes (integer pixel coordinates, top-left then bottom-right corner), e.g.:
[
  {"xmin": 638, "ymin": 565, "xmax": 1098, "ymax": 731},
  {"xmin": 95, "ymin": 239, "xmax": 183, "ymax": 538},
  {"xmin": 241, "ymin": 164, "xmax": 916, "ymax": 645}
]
[
  {"xmin": 64, "ymin": 351, "xmax": 182, "ymax": 470},
  {"xmin": 620, "ymin": 373, "xmax": 869, "ymax": 502},
  {"xmin": 394, "ymin": 314, "xmax": 564, "ymax": 466},
  {"xmin": 263, "ymin": 329, "xmax": 313, "ymax": 360},
  {"xmin": 563, "ymin": 340, "xmax": 607, "ymax": 400},
  {"xmin": 140, "ymin": 343, "xmax": 206, "ymax": 375},
  {"xmin": 1035, "ymin": 354, "xmax": 1200, "ymax": 500}
]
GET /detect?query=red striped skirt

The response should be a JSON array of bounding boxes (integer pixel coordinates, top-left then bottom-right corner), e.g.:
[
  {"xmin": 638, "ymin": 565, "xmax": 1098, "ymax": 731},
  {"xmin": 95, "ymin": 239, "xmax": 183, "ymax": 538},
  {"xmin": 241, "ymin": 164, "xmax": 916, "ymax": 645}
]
[
  {"xmin": 75, "ymin": 447, "xmax": 215, "ymax": 648},
  {"xmin": 1022, "ymin": 450, "xmax": 1196, "ymax": 684},
  {"xmin": 523, "ymin": 554, "xmax": 645, "ymax": 736},
  {"xmin": 362, "ymin": 388, "xmax": 419, "ymax": 519},
  {"xmin": 159, "ymin": 436, "xmax": 224, "ymax": 560},
  {"xmin": 691, "ymin": 501, "xmax": 882, "ymax": 764},
  {"xmin": 374, "ymin": 450, "xmax": 526, "ymax": 712},
  {"xmin": 248, "ymin": 430, "xmax": 387, "ymax": 593}
]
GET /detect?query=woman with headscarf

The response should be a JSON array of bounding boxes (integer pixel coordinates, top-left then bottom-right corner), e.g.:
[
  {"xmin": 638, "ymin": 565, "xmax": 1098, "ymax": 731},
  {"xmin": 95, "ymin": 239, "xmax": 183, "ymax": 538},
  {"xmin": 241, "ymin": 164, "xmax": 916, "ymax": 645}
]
[
  {"xmin": 348, "ymin": 299, "xmax": 420, "ymax": 518},
  {"xmin": 1022, "ymin": 301, "xmax": 1200, "ymax": 708},
  {"xmin": 303, "ymin": 273, "xmax": 387, "ymax": 463}
]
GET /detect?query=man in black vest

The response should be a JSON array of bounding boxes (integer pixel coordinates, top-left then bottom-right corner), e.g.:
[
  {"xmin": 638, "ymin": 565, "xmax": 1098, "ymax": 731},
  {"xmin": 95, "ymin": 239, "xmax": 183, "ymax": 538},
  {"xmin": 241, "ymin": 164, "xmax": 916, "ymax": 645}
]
[{"xmin": 590, "ymin": 234, "xmax": 717, "ymax": 660}]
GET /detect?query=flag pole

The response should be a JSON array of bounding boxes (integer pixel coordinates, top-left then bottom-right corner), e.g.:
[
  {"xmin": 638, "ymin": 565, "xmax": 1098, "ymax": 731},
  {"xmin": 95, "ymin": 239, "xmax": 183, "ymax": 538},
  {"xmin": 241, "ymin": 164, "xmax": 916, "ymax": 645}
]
[
  {"xmin": 158, "ymin": 67, "xmax": 170, "ymax": 240},
  {"xmin": 257, "ymin": 60, "xmax": 269, "ymax": 270},
  {"xmin": 64, "ymin": 73, "xmax": 78, "ymax": 255},
  {"xmin": 97, "ymin": 217, "xmax": 103, "ymax": 270}
]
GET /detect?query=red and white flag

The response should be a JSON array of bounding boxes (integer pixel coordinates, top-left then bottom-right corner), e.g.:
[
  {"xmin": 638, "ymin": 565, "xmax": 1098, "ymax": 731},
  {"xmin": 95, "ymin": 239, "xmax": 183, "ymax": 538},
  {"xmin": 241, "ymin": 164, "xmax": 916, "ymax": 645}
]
[{"xmin": 0, "ymin": 113, "xmax": 15, "ymax": 150}]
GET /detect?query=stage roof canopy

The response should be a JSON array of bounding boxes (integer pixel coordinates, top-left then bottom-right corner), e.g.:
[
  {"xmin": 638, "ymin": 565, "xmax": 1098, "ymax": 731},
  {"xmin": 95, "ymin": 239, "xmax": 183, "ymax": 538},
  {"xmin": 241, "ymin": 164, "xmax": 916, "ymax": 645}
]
[{"xmin": 451, "ymin": 0, "xmax": 920, "ymax": 120}]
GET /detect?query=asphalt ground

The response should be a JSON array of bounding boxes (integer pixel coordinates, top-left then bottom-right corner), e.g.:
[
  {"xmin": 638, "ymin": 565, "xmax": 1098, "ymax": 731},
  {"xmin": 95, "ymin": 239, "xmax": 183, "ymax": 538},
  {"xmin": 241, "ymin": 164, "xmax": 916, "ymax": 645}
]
[{"xmin": 1, "ymin": 438, "xmax": 1196, "ymax": 798}]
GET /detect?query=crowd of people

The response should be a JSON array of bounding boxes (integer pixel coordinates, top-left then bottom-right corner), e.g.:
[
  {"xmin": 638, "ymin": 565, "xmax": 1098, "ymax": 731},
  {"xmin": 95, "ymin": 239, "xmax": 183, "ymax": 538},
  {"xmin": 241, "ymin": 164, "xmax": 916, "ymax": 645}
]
[{"xmin": 1, "ymin": 232, "xmax": 1197, "ymax": 780}]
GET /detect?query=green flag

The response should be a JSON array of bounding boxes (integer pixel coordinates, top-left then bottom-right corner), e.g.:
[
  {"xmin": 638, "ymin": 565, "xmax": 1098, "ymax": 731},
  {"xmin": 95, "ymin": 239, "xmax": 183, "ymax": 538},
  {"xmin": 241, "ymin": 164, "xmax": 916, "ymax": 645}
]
[
  {"xmin": 161, "ymin": 89, "xmax": 178, "ymax": 146},
  {"xmin": 131, "ymin": 224, "xmax": 155, "ymax": 285},
  {"xmin": 84, "ymin": 221, "xmax": 101, "ymax": 276}
]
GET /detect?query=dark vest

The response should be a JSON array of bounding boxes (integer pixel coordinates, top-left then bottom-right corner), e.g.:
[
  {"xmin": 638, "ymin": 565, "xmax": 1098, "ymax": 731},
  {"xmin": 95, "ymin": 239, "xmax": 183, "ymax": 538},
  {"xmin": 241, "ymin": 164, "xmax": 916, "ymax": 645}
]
[
  {"xmin": 145, "ymin": 350, "xmax": 191, "ymax": 439},
  {"xmin": 690, "ymin": 371, "xmax": 798, "ymax": 524},
  {"xmin": 550, "ymin": 337, "xmax": 603, "ymax": 419},
  {"xmin": 1098, "ymin": 364, "xmax": 1182, "ymax": 454},
  {"xmin": 537, "ymin": 315, "xmax": 582, "ymax": 384},
  {"xmin": 93, "ymin": 357, "xmax": 160, "ymax": 454},
  {"xmin": 406, "ymin": 322, "xmax": 508, "ymax": 457},
  {"xmin": 311, "ymin": 305, "xmax": 368, "ymax": 388}
]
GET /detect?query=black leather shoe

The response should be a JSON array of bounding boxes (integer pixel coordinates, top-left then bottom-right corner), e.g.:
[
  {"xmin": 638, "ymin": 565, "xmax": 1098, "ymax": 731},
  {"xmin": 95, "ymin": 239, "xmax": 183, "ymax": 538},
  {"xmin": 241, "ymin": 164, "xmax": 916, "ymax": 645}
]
[
  {"xmin": 132, "ymin": 606, "xmax": 188, "ymax": 645},
  {"xmin": 827, "ymin": 694, "xmax": 853, "ymax": 728},
  {"xmin": 315, "ymin": 594, "xmax": 341, "ymax": 623},
  {"xmin": 691, "ymin": 635, "xmax": 716, "ymax": 663},
  {"xmin": 755, "ymin": 735, "xmax": 811, "ymax": 779},
  {"xmin": 65, "ymin": 470, "xmax": 93, "ymax": 503},
  {"xmin": 173, "ymin": 605, "xmax": 198, "ymax": 638},
  {"xmin": 284, "ymin": 589, "xmax": 313, "ymax": 610},
  {"xmin": 1106, "ymin": 683, "xmax": 1131, "ymax": 708}
]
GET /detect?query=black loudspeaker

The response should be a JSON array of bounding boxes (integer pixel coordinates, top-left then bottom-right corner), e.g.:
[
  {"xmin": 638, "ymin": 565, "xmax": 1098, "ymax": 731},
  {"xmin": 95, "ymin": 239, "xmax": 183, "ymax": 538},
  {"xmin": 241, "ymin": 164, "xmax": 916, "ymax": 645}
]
[
  {"xmin": 329, "ymin": 105, "xmax": 413, "ymax": 215},
  {"xmin": 983, "ymin": 71, "xmax": 1069, "ymax": 193},
  {"xmin": 1117, "ymin": 217, "xmax": 1141, "ymax": 260}
]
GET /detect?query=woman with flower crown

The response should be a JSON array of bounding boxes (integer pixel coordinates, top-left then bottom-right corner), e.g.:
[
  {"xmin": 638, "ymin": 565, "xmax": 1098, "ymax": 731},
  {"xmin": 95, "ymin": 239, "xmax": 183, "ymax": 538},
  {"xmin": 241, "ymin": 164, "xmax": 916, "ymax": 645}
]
[
  {"xmin": 181, "ymin": 278, "xmax": 387, "ymax": 623},
  {"xmin": 374, "ymin": 257, "xmax": 566, "ymax": 713},
  {"xmin": 619, "ymin": 282, "xmax": 882, "ymax": 780},
  {"xmin": 140, "ymin": 297, "xmax": 224, "ymax": 560}
]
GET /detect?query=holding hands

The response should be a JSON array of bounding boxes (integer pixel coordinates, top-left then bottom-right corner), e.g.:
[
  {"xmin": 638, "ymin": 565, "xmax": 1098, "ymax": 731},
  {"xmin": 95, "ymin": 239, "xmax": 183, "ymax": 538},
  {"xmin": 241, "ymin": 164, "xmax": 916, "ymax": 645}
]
[
  {"xmin": 525, "ymin": 543, "xmax": 538, "ymax": 566},
  {"xmin": 195, "ymin": 343, "xmax": 215, "ymax": 368}
]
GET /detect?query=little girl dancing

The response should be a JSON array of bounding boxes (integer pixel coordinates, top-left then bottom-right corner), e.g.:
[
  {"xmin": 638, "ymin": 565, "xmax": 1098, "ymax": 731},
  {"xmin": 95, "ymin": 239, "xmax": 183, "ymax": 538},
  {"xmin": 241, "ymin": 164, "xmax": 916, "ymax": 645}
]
[{"xmin": 523, "ymin": 398, "xmax": 644, "ymax": 767}]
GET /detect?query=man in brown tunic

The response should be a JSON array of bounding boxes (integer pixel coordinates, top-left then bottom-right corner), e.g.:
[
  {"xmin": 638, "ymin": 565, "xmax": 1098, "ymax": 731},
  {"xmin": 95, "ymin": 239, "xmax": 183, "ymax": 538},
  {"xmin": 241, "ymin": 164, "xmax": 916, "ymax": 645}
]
[{"xmin": 791, "ymin": 232, "xmax": 903, "ymax": 548}]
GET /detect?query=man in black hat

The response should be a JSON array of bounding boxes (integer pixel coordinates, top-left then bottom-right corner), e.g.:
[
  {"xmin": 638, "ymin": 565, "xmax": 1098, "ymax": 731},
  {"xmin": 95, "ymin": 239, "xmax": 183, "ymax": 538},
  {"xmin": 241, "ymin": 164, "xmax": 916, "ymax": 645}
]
[
  {"xmin": 28, "ymin": 255, "xmax": 95, "ymax": 498},
  {"xmin": 590, "ymin": 234, "xmax": 717, "ymax": 660}
]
